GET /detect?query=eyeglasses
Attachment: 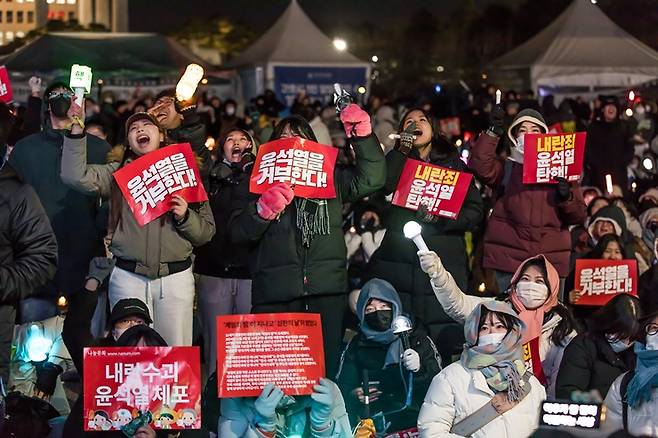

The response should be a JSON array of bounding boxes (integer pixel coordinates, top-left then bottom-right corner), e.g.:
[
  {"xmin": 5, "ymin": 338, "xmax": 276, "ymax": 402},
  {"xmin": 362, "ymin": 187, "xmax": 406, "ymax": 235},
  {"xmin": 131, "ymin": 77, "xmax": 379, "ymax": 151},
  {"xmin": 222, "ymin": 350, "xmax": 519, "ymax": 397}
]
[
  {"xmin": 48, "ymin": 91, "xmax": 73, "ymax": 100},
  {"xmin": 645, "ymin": 323, "xmax": 658, "ymax": 336}
]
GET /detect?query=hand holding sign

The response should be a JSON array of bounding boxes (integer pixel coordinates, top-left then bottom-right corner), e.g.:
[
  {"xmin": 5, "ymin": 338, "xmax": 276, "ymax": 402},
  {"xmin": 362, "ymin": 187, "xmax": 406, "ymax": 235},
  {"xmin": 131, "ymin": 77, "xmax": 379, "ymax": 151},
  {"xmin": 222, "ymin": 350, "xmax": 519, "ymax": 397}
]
[
  {"xmin": 170, "ymin": 194, "xmax": 189, "ymax": 222},
  {"xmin": 256, "ymin": 183, "xmax": 294, "ymax": 220}
]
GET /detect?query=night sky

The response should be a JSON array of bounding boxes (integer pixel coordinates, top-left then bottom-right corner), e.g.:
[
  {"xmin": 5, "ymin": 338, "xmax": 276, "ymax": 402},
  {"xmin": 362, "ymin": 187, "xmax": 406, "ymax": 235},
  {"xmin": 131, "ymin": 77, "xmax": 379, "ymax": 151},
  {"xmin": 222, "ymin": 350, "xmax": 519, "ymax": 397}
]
[{"xmin": 128, "ymin": 0, "xmax": 495, "ymax": 34}]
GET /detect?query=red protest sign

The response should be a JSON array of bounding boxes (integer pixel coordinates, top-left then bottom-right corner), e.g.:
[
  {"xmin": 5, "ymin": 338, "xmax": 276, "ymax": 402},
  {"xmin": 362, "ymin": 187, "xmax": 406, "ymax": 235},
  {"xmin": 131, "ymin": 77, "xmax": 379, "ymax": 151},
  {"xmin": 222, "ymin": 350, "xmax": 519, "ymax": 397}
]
[
  {"xmin": 574, "ymin": 259, "xmax": 638, "ymax": 306},
  {"xmin": 216, "ymin": 313, "xmax": 325, "ymax": 398},
  {"xmin": 83, "ymin": 346, "xmax": 202, "ymax": 431},
  {"xmin": 391, "ymin": 159, "xmax": 473, "ymax": 219},
  {"xmin": 249, "ymin": 137, "xmax": 338, "ymax": 199},
  {"xmin": 523, "ymin": 132, "xmax": 586, "ymax": 184},
  {"xmin": 522, "ymin": 337, "xmax": 546, "ymax": 386},
  {"xmin": 112, "ymin": 143, "xmax": 208, "ymax": 227},
  {"xmin": 0, "ymin": 66, "xmax": 13, "ymax": 103}
]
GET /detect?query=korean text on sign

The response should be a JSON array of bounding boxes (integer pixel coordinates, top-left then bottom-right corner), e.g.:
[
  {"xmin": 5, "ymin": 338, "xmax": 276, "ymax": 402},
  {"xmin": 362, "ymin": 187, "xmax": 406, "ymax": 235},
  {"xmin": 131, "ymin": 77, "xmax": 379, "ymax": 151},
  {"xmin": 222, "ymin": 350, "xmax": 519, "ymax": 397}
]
[
  {"xmin": 216, "ymin": 313, "xmax": 325, "ymax": 398},
  {"xmin": 113, "ymin": 142, "xmax": 208, "ymax": 227},
  {"xmin": 83, "ymin": 346, "xmax": 202, "ymax": 431},
  {"xmin": 249, "ymin": 138, "xmax": 338, "ymax": 199},
  {"xmin": 522, "ymin": 132, "xmax": 586, "ymax": 184},
  {"xmin": 574, "ymin": 259, "xmax": 638, "ymax": 306},
  {"xmin": 391, "ymin": 159, "xmax": 473, "ymax": 219}
]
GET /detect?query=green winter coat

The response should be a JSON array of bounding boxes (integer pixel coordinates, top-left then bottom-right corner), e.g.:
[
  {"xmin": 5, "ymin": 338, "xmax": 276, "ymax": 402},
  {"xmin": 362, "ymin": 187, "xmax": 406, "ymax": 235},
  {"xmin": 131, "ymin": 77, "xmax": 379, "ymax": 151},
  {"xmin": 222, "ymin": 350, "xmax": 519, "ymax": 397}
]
[{"xmin": 229, "ymin": 133, "xmax": 386, "ymax": 304}]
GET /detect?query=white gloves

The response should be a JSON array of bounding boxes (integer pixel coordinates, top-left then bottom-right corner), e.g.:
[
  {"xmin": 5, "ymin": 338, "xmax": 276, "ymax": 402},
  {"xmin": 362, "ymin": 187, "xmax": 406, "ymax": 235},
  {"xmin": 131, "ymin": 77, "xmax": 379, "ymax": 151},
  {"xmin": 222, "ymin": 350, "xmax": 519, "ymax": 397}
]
[
  {"xmin": 29, "ymin": 76, "xmax": 42, "ymax": 96},
  {"xmin": 402, "ymin": 349, "xmax": 421, "ymax": 373},
  {"xmin": 418, "ymin": 250, "xmax": 443, "ymax": 280}
]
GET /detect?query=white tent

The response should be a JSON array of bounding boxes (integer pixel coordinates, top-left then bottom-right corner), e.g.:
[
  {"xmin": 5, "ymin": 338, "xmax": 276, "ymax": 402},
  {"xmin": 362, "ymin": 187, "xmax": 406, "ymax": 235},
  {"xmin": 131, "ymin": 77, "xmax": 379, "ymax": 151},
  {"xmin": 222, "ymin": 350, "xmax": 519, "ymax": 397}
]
[
  {"xmin": 491, "ymin": 0, "xmax": 658, "ymax": 96},
  {"xmin": 230, "ymin": 0, "xmax": 369, "ymax": 105}
]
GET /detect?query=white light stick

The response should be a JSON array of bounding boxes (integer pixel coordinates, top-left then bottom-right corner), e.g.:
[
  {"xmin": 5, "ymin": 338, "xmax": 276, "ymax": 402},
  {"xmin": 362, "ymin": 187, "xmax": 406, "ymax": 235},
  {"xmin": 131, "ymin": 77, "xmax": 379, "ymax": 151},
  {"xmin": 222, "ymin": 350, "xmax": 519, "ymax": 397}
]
[
  {"xmin": 388, "ymin": 133, "xmax": 417, "ymax": 141},
  {"xmin": 605, "ymin": 174, "xmax": 613, "ymax": 195},
  {"xmin": 176, "ymin": 64, "xmax": 205, "ymax": 101},
  {"xmin": 495, "ymin": 89, "xmax": 502, "ymax": 105},
  {"xmin": 403, "ymin": 221, "xmax": 429, "ymax": 252}
]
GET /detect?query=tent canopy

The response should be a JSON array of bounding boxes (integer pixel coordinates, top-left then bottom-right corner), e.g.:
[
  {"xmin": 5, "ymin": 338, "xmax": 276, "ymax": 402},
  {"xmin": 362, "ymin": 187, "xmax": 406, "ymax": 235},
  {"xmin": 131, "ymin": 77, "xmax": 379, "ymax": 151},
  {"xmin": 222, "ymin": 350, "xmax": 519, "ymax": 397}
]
[
  {"xmin": 230, "ymin": 0, "xmax": 366, "ymax": 67},
  {"xmin": 491, "ymin": 0, "xmax": 658, "ymax": 90},
  {"xmin": 1, "ymin": 32, "xmax": 210, "ymax": 77}
]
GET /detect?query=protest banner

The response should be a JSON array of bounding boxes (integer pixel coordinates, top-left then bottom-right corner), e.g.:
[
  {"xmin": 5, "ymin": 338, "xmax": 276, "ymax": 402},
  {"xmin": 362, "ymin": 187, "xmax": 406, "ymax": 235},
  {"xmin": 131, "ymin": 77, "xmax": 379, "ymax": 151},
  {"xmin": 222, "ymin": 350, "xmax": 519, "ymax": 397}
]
[
  {"xmin": 83, "ymin": 346, "xmax": 201, "ymax": 431},
  {"xmin": 0, "ymin": 66, "xmax": 13, "ymax": 103},
  {"xmin": 249, "ymin": 137, "xmax": 338, "ymax": 199},
  {"xmin": 522, "ymin": 132, "xmax": 586, "ymax": 184},
  {"xmin": 391, "ymin": 159, "xmax": 473, "ymax": 219},
  {"xmin": 113, "ymin": 143, "xmax": 208, "ymax": 227},
  {"xmin": 574, "ymin": 259, "xmax": 638, "ymax": 306},
  {"xmin": 522, "ymin": 337, "xmax": 546, "ymax": 386},
  {"xmin": 216, "ymin": 313, "xmax": 325, "ymax": 398}
]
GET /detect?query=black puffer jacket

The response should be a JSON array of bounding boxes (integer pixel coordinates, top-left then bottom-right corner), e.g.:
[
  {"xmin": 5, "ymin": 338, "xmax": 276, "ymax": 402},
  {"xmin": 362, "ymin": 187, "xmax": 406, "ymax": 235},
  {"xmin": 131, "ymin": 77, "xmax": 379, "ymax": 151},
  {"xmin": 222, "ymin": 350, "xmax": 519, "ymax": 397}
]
[
  {"xmin": 365, "ymin": 147, "xmax": 483, "ymax": 359},
  {"xmin": 555, "ymin": 332, "xmax": 634, "ymax": 400},
  {"xmin": 194, "ymin": 159, "xmax": 252, "ymax": 278},
  {"xmin": 0, "ymin": 164, "xmax": 58, "ymax": 382},
  {"xmin": 229, "ymin": 133, "xmax": 386, "ymax": 304}
]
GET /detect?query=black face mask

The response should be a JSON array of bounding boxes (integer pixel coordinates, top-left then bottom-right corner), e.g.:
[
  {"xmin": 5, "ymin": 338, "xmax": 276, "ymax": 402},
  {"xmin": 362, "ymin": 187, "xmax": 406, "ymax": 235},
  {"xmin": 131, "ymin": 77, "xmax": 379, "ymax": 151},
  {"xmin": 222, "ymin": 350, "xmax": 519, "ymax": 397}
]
[
  {"xmin": 364, "ymin": 309, "xmax": 393, "ymax": 332},
  {"xmin": 49, "ymin": 96, "xmax": 71, "ymax": 118}
]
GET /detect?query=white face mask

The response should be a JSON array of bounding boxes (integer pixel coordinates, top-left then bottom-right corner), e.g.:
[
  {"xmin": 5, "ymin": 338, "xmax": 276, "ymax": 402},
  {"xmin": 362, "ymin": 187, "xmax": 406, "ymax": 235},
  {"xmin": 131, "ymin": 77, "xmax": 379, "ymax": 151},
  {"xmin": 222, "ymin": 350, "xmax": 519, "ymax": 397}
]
[
  {"xmin": 514, "ymin": 281, "xmax": 549, "ymax": 309},
  {"xmin": 515, "ymin": 134, "xmax": 525, "ymax": 153},
  {"xmin": 478, "ymin": 332, "xmax": 507, "ymax": 347},
  {"xmin": 112, "ymin": 327, "xmax": 128, "ymax": 341},
  {"xmin": 646, "ymin": 333, "xmax": 658, "ymax": 351},
  {"xmin": 606, "ymin": 335, "xmax": 633, "ymax": 353}
]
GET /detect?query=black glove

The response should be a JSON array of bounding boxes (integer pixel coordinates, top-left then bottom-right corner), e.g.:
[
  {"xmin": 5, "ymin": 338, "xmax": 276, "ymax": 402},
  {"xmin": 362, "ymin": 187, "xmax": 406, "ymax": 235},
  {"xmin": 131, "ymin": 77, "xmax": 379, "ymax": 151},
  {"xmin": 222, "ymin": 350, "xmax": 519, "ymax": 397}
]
[
  {"xmin": 85, "ymin": 257, "xmax": 116, "ymax": 285},
  {"xmin": 396, "ymin": 122, "xmax": 417, "ymax": 155},
  {"xmin": 416, "ymin": 204, "xmax": 439, "ymax": 224},
  {"xmin": 554, "ymin": 177, "xmax": 572, "ymax": 203},
  {"xmin": 487, "ymin": 104, "xmax": 505, "ymax": 137},
  {"xmin": 35, "ymin": 362, "xmax": 63, "ymax": 396}
]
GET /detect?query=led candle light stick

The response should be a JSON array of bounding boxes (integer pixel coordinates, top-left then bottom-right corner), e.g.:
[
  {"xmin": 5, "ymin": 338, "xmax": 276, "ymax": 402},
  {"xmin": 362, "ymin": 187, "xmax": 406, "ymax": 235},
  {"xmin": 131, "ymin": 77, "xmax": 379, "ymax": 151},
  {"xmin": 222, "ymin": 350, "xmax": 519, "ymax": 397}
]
[
  {"xmin": 495, "ymin": 89, "xmax": 502, "ymax": 105},
  {"xmin": 176, "ymin": 64, "xmax": 204, "ymax": 102},
  {"xmin": 403, "ymin": 221, "xmax": 429, "ymax": 252},
  {"xmin": 605, "ymin": 174, "xmax": 613, "ymax": 195}
]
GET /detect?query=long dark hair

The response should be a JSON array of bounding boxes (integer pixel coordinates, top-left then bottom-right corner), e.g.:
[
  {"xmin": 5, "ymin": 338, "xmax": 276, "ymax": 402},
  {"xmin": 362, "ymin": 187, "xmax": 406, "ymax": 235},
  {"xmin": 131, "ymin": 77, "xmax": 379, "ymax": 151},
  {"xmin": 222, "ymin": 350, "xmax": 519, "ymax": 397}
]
[
  {"xmin": 590, "ymin": 293, "xmax": 641, "ymax": 341},
  {"xmin": 270, "ymin": 115, "xmax": 317, "ymax": 142},
  {"xmin": 588, "ymin": 234, "xmax": 627, "ymax": 260},
  {"xmin": 397, "ymin": 107, "xmax": 454, "ymax": 157}
]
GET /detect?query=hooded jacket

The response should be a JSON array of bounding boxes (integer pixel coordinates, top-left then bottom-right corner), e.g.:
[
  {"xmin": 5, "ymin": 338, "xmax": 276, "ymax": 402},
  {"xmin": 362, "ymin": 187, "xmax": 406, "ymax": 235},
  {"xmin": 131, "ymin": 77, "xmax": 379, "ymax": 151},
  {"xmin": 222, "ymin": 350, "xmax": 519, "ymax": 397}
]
[
  {"xmin": 426, "ymin": 253, "xmax": 576, "ymax": 398},
  {"xmin": 335, "ymin": 279, "xmax": 441, "ymax": 431},
  {"xmin": 0, "ymin": 164, "xmax": 58, "ymax": 383},
  {"xmin": 471, "ymin": 110, "xmax": 587, "ymax": 276},
  {"xmin": 417, "ymin": 302, "xmax": 546, "ymax": 438},
  {"xmin": 603, "ymin": 372, "xmax": 658, "ymax": 436},
  {"xmin": 588, "ymin": 205, "xmax": 635, "ymax": 259},
  {"xmin": 60, "ymin": 134, "xmax": 215, "ymax": 279}
]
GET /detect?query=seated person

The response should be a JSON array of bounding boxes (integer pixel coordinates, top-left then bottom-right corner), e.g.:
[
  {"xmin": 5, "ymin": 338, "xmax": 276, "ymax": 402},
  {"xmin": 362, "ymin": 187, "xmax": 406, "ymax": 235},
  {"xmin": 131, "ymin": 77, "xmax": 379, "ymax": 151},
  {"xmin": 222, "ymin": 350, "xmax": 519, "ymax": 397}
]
[{"xmin": 335, "ymin": 278, "xmax": 441, "ymax": 433}]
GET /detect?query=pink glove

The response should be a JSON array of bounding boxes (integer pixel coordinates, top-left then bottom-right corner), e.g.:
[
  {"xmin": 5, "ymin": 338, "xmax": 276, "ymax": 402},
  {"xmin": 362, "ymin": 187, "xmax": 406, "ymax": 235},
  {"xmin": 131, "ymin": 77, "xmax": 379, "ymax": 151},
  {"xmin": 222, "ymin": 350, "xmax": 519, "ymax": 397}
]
[
  {"xmin": 256, "ymin": 183, "xmax": 295, "ymax": 220},
  {"xmin": 340, "ymin": 103, "xmax": 372, "ymax": 138}
]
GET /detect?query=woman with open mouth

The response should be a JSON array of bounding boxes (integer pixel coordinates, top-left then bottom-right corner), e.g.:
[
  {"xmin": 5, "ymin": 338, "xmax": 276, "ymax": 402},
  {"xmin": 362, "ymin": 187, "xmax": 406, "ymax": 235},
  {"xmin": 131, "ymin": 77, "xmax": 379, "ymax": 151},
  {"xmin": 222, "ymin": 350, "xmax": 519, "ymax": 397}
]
[
  {"xmin": 60, "ymin": 99, "xmax": 215, "ymax": 347},
  {"xmin": 194, "ymin": 128, "xmax": 256, "ymax": 373},
  {"xmin": 364, "ymin": 107, "xmax": 483, "ymax": 363}
]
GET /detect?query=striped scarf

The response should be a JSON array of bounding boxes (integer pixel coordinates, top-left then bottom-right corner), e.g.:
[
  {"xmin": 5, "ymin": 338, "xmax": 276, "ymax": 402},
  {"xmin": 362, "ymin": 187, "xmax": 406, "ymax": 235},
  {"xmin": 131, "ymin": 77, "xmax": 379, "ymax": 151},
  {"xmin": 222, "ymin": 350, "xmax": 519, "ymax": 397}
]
[{"xmin": 461, "ymin": 301, "xmax": 527, "ymax": 402}]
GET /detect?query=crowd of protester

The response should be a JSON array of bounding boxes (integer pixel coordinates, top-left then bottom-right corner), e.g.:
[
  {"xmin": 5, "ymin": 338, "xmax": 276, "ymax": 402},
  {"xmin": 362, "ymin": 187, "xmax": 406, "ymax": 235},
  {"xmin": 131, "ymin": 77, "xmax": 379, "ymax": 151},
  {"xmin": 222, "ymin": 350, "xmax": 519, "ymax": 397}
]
[{"xmin": 2, "ymin": 76, "xmax": 658, "ymax": 437}]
